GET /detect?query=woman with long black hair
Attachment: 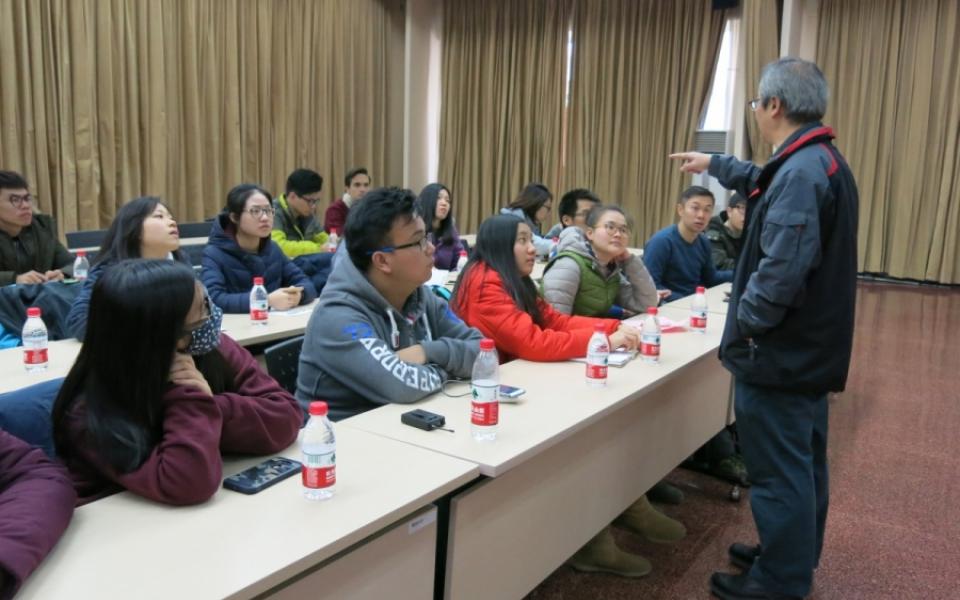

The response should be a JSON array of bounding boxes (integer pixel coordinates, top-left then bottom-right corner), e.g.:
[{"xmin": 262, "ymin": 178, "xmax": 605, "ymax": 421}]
[
  {"xmin": 418, "ymin": 183, "xmax": 466, "ymax": 270},
  {"xmin": 65, "ymin": 196, "xmax": 188, "ymax": 340},
  {"xmin": 53, "ymin": 259, "xmax": 302, "ymax": 505}
]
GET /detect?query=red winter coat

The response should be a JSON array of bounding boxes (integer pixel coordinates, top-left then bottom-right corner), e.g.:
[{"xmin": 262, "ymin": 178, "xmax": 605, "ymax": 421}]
[
  {"xmin": 453, "ymin": 264, "xmax": 619, "ymax": 363},
  {"xmin": 61, "ymin": 334, "xmax": 302, "ymax": 506}
]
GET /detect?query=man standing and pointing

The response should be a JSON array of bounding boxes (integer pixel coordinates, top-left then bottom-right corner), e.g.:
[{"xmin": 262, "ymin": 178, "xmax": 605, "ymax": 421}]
[{"xmin": 670, "ymin": 57, "xmax": 859, "ymax": 600}]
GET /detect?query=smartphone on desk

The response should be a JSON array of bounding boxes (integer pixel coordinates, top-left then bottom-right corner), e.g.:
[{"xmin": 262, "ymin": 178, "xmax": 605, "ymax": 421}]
[
  {"xmin": 223, "ymin": 457, "xmax": 301, "ymax": 494},
  {"xmin": 500, "ymin": 385, "xmax": 526, "ymax": 401}
]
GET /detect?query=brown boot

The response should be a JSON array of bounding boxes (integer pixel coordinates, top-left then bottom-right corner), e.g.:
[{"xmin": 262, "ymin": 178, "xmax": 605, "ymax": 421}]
[
  {"xmin": 613, "ymin": 495, "xmax": 686, "ymax": 543},
  {"xmin": 567, "ymin": 526, "xmax": 652, "ymax": 577}
]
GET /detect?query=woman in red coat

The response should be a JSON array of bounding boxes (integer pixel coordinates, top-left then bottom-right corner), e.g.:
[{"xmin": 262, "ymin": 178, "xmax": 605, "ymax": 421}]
[
  {"xmin": 451, "ymin": 214, "xmax": 638, "ymax": 362},
  {"xmin": 451, "ymin": 214, "xmax": 685, "ymax": 578},
  {"xmin": 52, "ymin": 259, "xmax": 303, "ymax": 506}
]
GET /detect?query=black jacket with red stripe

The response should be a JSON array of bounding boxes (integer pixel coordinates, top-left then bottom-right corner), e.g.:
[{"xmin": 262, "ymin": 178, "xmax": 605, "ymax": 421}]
[{"xmin": 708, "ymin": 122, "xmax": 859, "ymax": 393}]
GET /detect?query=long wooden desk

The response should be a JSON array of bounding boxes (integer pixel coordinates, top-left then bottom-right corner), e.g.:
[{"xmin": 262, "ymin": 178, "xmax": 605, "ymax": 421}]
[
  {"xmin": 220, "ymin": 300, "xmax": 317, "ymax": 346},
  {"xmin": 19, "ymin": 428, "xmax": 479, "ymax": 599},
  {"xmin": 341, "ymin": 303, "xmax": 731, "ymax": 599},
  {"xmin": 665, "ymin": 282, "xmax": 732, "ymax": 315}
]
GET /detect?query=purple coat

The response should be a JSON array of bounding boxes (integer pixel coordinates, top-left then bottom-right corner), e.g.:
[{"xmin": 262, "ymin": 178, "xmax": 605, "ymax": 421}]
[
  {"xmin": 0, "ymin": 430, "xmax": 75, "ymax": 598},
  {"xmin": 430, "ymin": 226, "xmax": 466, "ymax": 271}
]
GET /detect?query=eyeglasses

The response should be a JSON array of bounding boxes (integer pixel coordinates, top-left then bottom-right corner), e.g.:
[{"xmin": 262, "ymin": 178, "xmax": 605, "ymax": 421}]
[
  {"xmin": 748, "ymin": 98, "xmax": 761, "ymax": 111},
  {"xmin": 6, "ymin": 193, "xmax": 33, "ymax": 208},
  {"xmin": 299, "ymin": 194, "xmax": 322, "ymax": 207},
  {"xmin": 366, "ymin": 236, "xmax": 431, "ymax": 255},
  {"xmin": 245, "ymin": 207, "xmax": 275, "ymax": 218},
  {"xmin": 601, "ymin": 222, "xmax": 631, "ymax": 237},
  {"xmin": 574, "ymin": 209, "xmax": 591, "ymax": 218}
]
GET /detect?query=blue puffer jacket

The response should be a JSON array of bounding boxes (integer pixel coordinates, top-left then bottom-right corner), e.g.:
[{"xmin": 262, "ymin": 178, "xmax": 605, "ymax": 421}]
[{"xmin": 201, "ymin": 213, "xmax": 317, "ymax": 314}]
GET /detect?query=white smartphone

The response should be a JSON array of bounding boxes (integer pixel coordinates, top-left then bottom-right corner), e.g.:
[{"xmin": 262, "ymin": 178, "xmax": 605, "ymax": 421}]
[{"xmin": 500, "ymin": 385, "xmax": 526, "ymax": 400}]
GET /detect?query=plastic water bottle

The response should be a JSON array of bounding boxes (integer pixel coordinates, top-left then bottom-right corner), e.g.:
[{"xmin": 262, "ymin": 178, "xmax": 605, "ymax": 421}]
[
  {"xmin": 73, "ymin": 250, "xmax": 89, "ymax": 281},
  {"xmin": 456, "ymin": 249, "xmax": 468, "ymax": 271},
  {"xmin": 640, "ymin": 307, "xmax": 661, "ymax": 364},
  {"xmin": 690, "ymin": 286, "xmax": 708, "ymax": 334},
  {"xmin": 585, "ymin": 323, "xmax": 609, "ymax": 387},
  {"xmin": 302, "ymin": 401, "xmax": 336, "ymax": 501},
  {"xmin": 250, "ymin": 277, "xmax": 269, "ymax": 326},
  {"xmin": 326, "ymin": 229, "xmax": 339, "ymax": 253},
  {"xmin": 471, "ymin": 338, "xmax": 499, "ymax": 441},
  {"xmin": 22, "ymin": 307, "xmax": 48, "ymax": 373}
]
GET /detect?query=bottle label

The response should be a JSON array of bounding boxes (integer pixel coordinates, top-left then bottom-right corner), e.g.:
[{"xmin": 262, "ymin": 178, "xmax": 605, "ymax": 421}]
[
  {"xmin": 690, "ymin": 310, "xmax": 707, "ymax": 329},
  {"xmin": 302, "ymin": 451, "xmax": 336, "ymax": 489},
  {"xmin": 250, "ymin": 308, "xmax": 268, "ymax": 322},
  {"xmin": 586, "ymin": 361, "xmax": 608, "ymax": 380},
  {"xmin": 471, "ymin": 383, "xmax": 499, "ymax": 426},
  {"xmin": 24, "ymin": 348, "xmax": 48, "ymax": 365},
  {"xmin": 641, "ymin": 333, "xmax": 660, "ymax": 358}
]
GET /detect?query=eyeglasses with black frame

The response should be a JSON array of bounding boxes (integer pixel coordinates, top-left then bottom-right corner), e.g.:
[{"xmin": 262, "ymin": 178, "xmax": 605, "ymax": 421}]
[
  {"xmin": 365, "ymin": 236, "xmax": 431, "ymax": 256},
  {"xmin": 245, "ymin": 206, "xmax": 275, "ymax": 219},
  {"xmin": 5, "ymin": 193, "xmax": 33, "ymax": 208}
]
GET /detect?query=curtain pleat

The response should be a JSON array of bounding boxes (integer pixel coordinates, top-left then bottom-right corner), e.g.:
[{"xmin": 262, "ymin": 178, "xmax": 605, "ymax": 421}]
[{"xmin": 742, "ymin": 0, "xmax": 779, "ymax": 164}]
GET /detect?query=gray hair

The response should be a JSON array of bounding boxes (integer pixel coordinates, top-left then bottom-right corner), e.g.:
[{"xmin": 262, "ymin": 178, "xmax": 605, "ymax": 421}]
[{"xmin": 758, "ymin": 57, "xmax": 829, "ymax": 124}]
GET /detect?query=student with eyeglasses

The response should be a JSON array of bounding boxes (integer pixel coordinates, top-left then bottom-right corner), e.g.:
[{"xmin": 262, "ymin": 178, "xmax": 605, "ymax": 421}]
[
  {"xmin": 271, "ymin": 168, "xmax": 335, "ymax": 293},
  {"xmin": 202, "ymin": 184, "xmax": 316, "ymax": 313},
  {"xmin": 52, "ymin": 259, "xmax": 303, "ymax": 505},
  {"xmin": 705, "ymin": 192, "xmax": 747, "ymax": 270},
  {"xmin": 296, "ymin": 187, "xmax": 483, "ymax": 420},
  {"xmin": 0, "ymin": 170, "xmax": 75, "ymax": 286},
  {"xmin": 543, "ymin": 188, "xmax": 601, "ymax": 239},
  {"xmin": 542, "ymin": 205, "xmax": 659, "ymax": 318}
]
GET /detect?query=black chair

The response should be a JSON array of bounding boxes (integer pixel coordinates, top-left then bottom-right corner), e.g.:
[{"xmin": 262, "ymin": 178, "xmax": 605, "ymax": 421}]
[
  {"xmin": 65, "ymin": 229, "xmax": 109, "ymax": 251},
  {"xmin": 264, "ymin": 336, "xmax": 304, "ymax": 395},
  {"xmin": 178, "ymin": 221, "xmax": 213, "ymax": 239},
  {"xmin": 183, "ymin": 244, "xmax": 206, "ymax": 269}
]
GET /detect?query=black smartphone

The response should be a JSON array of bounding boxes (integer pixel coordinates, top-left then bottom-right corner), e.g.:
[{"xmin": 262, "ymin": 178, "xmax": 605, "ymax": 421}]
[{"xmin": 223, "ymin": 457, "xmax": 302, "ymax": 495}]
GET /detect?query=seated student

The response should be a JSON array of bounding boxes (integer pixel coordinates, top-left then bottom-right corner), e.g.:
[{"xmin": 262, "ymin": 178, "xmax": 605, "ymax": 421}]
[
  {"xmin": 65, "ymin": 196, "xmax": 188, "ymax": 340},
  {"xmin": 324, "ymin": 167, "xmax": 371, "ymax": 234},
  {"xmin": 542, "ymin": 205, "xmax": 658, "ymax": 318},
  {"xmin": 543, "ymin": 188, "xmax": 600, "ymax": 239},
  {"xmin": 418, "ymin": 183, "xmax": 466, "ymax": 270},
  {"xmin": 296, "ymin": 187, "xmax": 483, "ymax": 421},
  {"xmin": 52, "ymin": 259, "xmax": 302, "ymax": 505},
  {"xmin": 202, "ymin": 184, "xmax": 317, "ymax": 313},
  {"xmin": 0, "ymin": 170, "xmax": 74, "ymax": 286},
  {"xmin": 499, "ymin": 183, "xmax": 556, "ymax": 258},
  {"xmin": 643, "ymin": 185, "xmax": 733, "ymax": 302},
  {"xmin": 451, "ymin": 214, "xmax": 639, "ymax": 362},
  {"xmin": 451, "ymin": 215, "xmax": 682, "ymax": 578},
  {"xmin": 0, "ymin": 429, "xmax": 75, "ymax": 597},
  {"xmin": 705, "ymin": 192, "xmax": 746, "ymax": 270},
  {"xmin": 271, "ymin": 168, "xmax": 334, "ymax": 292}
]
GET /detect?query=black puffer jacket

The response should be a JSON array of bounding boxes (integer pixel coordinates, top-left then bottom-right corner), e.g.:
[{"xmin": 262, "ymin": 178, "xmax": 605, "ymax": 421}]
[{"xmin": 709, "ymin": 123, "xmax": 859, "ymax": 393}]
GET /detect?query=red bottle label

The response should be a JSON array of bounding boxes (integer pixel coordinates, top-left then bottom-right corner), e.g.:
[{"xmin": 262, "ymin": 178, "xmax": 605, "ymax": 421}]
[
  {"xmin": 302, "ymin": 465, "xmax": 336, "ymax": 489},
  {"xmin": 586, "ymin": 364, "xmax": 608, "ymax": 379},
  {"xmin": 250, "ymin": 309, "xmax": 268, "ymax": 321},
  {"xmin": 471, "ymin": 401, "xmax": 499, "ymax": 426},
  {"xmin": 641, "ymin": 342, "xmax": 660, "ymax": 357},
  {"xmin": 691, "ymin": 315, "xmax": 707, "ymax": 328},
  {"xmin": 24, "ymin": 348, "xmax": 48, "ymax": 364}
]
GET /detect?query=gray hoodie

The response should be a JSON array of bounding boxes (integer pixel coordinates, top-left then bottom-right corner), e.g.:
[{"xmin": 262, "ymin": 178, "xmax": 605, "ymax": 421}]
[
  {"xmin": 296, "ymin": 254, "xmax": 483, "ymax": 420},
  {"xmin": 541, "ymin": 226, "xmax": 658, "ymax": 316}
]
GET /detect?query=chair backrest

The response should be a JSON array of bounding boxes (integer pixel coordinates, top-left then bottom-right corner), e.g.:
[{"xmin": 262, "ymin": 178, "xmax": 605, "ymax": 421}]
[
  {"xmin": 183, "ymin": 244, "xmax": 206, "ymax": 270},
  {"xmin": 264, "ymin": 336, "xmax": 305, "ymax": 395},
  {"xmin": 0, "ymin": 377, "xmax": 64, "ymax": 458},
  {"xmin": 178, "ymin": 221, "xmax": 213, "ymax": 239},
  {"xmin": 66, "ymin": 229, "xmax": 109, "ymax": 251}
]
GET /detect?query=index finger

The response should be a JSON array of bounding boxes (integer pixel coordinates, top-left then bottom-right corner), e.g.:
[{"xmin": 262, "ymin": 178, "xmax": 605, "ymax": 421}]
[{"xmin": 668, "ymin": 152, "xmax": 691, "ymax": 160}]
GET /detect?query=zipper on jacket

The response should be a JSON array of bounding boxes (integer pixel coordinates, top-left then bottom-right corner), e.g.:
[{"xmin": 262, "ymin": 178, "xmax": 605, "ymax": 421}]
[{"xmin": 748, "ymin": 338, "xmax": 757, "ymax": 361}]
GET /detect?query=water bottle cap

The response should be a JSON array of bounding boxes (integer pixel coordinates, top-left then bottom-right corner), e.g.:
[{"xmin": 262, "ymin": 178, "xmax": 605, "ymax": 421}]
[
  {"xmin": 696, "ymin": 286, "xmax": 706, "ymax": 294},
  {"xmin": 26, "ymin": 307, "xmax": 41, "ymax": 318},
  {"xmin": 479, "ymin": 338, "xmax": 495, "ymax": 351},
  {"xmin": 252, "ymin": 277, "xmax": 264, "ymax": 285},
  {"xmin": 647, "ymin": 307, "xmax": 658, "ymax": 315},
  {"xmin": 309, "ymin": 401, "xmax": 328, "ymax": 416},
  {"xmin": 459, "ymin": 250, "xmax": 468, "ymax": 256},
  {"xmin": 594, "ymin": 322, "xmax": 607, "ymax": 332},
  {"xmin": 77, "ymin": 250, "xmax": 86, "ymax": 257},
  {"xmin": 330, "ymin": 228, "xmax": 337, "ymax": 235}
]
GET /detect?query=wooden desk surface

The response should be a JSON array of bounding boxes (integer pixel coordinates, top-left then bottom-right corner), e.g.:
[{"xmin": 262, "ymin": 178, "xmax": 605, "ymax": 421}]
[
  {"xmin": 664, "ymin": 282, "xmax": 732, "ymax": 315},
  {"xmin": 341, "ymin": 304, "xmax": 725, "ymax": 477},
  {"xmin": 220, "ymin": 300, "xmax": 317, "ymax": 346},
  {"xmin": 18, "ymin": 428, "xmax": 479, "ymax": 600}
]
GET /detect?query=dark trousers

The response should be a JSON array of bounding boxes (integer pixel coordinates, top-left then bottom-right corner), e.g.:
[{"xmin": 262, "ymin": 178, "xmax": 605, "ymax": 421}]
[{"xmin": 734, "ymin": 379, "xmax": 829, "ymax": 598}]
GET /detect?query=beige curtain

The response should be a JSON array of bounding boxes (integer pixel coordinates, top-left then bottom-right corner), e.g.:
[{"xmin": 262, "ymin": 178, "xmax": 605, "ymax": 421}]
[
  {"xmin": 438, "ymin": 0, "xmax": 572, "ymax": 234},
  {"xmin": 563, "ymin": 0, "xmax": 725, "ymax": 245},
  {"xmin": 0, "ymin": 0, "xmax": 402, "ymax": 234},
  {"xmin": 817, "ymin": 0, "xmax": 960, "ymax": 284},
  {"xmin": 741, "ymin": 0, "xmax": 780, "ymax": 164}
]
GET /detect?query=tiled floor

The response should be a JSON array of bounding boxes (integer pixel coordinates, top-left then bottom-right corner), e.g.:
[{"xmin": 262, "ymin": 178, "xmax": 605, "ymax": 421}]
[{"xmin": 527, "ymin": 282, "xmax": 960, "ymax": 599}]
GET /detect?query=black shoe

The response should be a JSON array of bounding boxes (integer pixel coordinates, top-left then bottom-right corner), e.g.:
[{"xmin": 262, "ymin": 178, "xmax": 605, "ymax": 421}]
[
  {"xmin": 647, "ymin": 480, "xmax": 684, "ymax": 505},
  {"xmin": 729, "ymin": 542, "xmax": 761, "ymax": 570},
  {"xmin": 710, "ymin": 572, "xmax": 802, "ymax": 600}
]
